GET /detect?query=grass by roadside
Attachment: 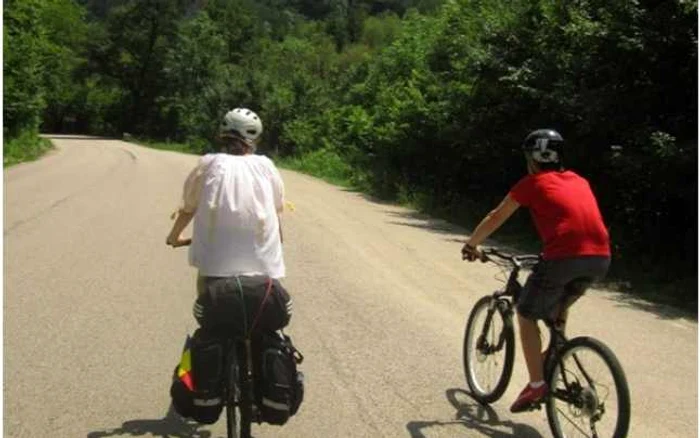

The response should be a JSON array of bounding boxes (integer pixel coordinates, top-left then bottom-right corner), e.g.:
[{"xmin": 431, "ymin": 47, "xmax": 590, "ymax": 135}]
[
  {"xmin": 4, "ymin": 133, "xmax": 196, "ymax": 168},
  {"xmin": 126, "ymin": 138, "xmax": 355, "ymax": 189},
  {"xmin": 4, "ymin": 131, "xmax": 54, "ymax": 167},
  {"xmin": 275, "ymin": 148, "xmax": 356, "ymax": 188}
]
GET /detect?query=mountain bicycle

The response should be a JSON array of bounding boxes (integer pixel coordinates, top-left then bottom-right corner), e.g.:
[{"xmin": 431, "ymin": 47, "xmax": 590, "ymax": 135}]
[{"xmin": 462, "ymin": 248, "xmax": 630, "ymax": 438}]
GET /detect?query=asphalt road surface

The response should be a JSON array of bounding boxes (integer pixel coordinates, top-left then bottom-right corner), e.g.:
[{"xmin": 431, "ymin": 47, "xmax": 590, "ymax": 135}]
[{"xmin": 4, "ymin": 136, "xmax": 697, "ymax": 438}]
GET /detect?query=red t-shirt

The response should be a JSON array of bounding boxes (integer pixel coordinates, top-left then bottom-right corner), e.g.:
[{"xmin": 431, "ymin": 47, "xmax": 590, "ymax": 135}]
[{"xmin": 509, "ymin": 170, "xmax": 611, "ymax": 260}]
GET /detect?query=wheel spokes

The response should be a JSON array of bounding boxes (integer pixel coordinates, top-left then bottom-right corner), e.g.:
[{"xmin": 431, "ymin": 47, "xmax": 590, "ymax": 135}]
[
  {"xmin": 549, "ymin": 345, "xmax": 622, "ymax": 438},
  {"xmin": 468, "ymin": 306, "xmax": 506, "ymax": 394},
  {"xmin": 555, "ymin": 405, "xmax": 597, "ymax": 438}
]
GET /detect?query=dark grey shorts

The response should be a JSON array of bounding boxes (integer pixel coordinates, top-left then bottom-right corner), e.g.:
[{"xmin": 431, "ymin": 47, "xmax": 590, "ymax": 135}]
[
  {"xmin": 516, "ymin": 256, "xmax": 610, "ymax": 320},
  {"xmin": 197, "ymin": 274, "xmax": 222, "ymax": 296}
]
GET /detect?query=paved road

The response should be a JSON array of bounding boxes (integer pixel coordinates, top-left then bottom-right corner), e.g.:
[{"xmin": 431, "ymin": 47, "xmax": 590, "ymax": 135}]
[{"xmin": 4, "ymin": 136, "xmax": 697, "ymax": 438}]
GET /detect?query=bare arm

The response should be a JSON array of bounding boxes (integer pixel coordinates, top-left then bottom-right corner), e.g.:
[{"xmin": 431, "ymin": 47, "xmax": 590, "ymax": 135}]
[
  {"xmin": 166, "ymin": 162, "xmax": 204, "ymax": 248},
  {"xmin": 167, "ymin": 210, "xmax": 194, "ymax": 247},
  {"xmin": 278, "ymin": 213, "xmax": 284, "ymax": 244},
  {"xmin": 466, "ymin": 194, "xmax": 520, "ymax": 248},
  {"xmin": 271, "ymin": 161, "xmax": 285, "ymax": 245}
]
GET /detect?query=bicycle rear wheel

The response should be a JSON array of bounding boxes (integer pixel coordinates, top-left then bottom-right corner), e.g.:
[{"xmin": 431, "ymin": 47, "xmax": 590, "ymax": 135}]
[
  {"xmin": 226, "ymin": 402, "xmax": 238, "ymax": 438},
  {"xmin": 225, "ymin": 345, "xmax": 239, "ymax": 438},
  {"xmin": 546, "ymin": 336, "xmax": 631, "ymax": 438},
  {"xmin": 237, "ymin": 341, "xmax": 254, "ymax": 438},
  {"xmin": 238, "ymin": 382, "xmax": 253, "ymax": 438},
  {"xmin": 463, "ymin": 295, "xmax": 515, "ymax": 403}
]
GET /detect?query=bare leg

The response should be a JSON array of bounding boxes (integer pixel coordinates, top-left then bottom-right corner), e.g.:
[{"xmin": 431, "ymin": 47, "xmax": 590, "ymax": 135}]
[
  {"xmin": 542, "ymin": 305, "xmax": 568, "ymax": 363},
  {"xmin": 544, "ymin": 295, "xmax": 583, "ymax": 361},
  {"xmin": 555, "ymin": 307, "xmax": 569, "ymax": 333},
  {"xmin": 551, "ymin": 293, "xmax": 581, "ymax": 335},
  {"xmin": 518, "ymin": 313, "xmax": 544, "ymax": 382}
]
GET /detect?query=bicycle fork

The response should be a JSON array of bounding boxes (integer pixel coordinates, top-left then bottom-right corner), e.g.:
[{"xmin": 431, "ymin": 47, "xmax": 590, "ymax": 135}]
[{"xmin": 477, "ymin": 299, "xmax": 509, "ymax": 355}]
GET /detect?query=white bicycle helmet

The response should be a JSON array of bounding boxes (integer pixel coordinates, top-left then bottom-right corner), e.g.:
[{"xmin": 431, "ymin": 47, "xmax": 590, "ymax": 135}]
[{"xmin": 220, "ymin": 108, "xmax": 263, "ymax": 142}]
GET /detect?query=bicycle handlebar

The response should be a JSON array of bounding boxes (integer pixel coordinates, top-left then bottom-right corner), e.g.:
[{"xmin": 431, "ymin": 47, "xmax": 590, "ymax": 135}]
[{"xmin": 479, "ymin": 247, "xmax": 540, "ymax": 267}]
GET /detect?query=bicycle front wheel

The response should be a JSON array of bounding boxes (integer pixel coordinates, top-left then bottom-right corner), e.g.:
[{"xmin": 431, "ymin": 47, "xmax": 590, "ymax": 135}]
[
  {"xmin": 546, "ymin": 336, "xmax": 631, "ymax": 438},
  {"xmin": 463, "ymin": 295, "xmax": 515, "ymax": 403}
]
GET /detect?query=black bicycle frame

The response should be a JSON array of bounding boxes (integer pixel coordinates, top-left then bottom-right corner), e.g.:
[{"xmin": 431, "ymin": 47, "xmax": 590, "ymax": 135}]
[
  {"xmin": 494, "ymin": 258, "xmax": 585, "ymax": 405},
  {"xmin": 479, "ymin": 248, "xmax": 608, "ymax": 427},
  {"xmin": 547, "ymin": 334, "xmax": 599, "ymax": 410},
  {"xmin": 477, "ymin": 265, "xmax": 522, "ymax": 355}
]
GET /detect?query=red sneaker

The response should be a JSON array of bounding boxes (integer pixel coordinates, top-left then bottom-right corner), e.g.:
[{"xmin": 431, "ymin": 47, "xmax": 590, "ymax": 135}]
[{"xmin": 510, "ymin": 383, "xmax": 548, "ymax": 413}]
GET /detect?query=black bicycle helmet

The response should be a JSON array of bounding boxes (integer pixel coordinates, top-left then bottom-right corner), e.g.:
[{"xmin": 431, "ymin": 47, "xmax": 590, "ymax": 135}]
[{"xmin": 522, "ymin": 129, "xmax": 564, "ymax": 164}]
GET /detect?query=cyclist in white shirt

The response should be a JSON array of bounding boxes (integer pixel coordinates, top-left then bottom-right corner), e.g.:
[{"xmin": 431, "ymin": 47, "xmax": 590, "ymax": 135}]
[{"xmin": 166, "ymin": 108, "xmax": 286, "ymax": 292}]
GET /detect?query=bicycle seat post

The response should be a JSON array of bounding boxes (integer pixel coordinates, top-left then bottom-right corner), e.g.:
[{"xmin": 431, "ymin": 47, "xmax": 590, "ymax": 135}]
[
  {"xmin": 244, "ymin": 338, "xmax": 254, "ymax": 379},
  {"xmin": 544, "ymin": 318, "xmax": 567, "ymax": 351}
]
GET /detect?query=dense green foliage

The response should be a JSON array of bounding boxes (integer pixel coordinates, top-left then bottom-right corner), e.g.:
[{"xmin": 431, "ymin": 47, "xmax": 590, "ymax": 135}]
[{"xmin": 4, "ymin": 0, "xmax": 697, "ymax": 307}]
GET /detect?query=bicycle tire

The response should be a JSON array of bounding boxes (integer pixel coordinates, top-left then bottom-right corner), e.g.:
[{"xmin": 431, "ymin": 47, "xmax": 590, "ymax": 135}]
[
  {"xmin": 226, "ymin": 402, "xmax": 238, "ymax": 438},
  {"xmin": 226, "ymin": 349, "xmax": 239, "ymax": 438},
  {"xmin": 463, "ymin": 295, "xmax": 515, "ymax": 403},
  {"xmin": 226, "ymin": 376, "xmax": 238, "ymax": 438},
  {"xmin": 236, "ymin": 341, "xmax": 254, "ymax": 438},
  {"xmin": 546, "ymin": 336, "xmax": 631, "ymax": 438},
  {"xmin": 238, "ymin": 379, "xmax": 253, "ymax": 438}
]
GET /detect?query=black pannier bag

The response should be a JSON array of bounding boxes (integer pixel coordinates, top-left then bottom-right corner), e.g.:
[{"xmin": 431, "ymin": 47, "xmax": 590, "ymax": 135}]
[
  {"xmin": 193, "ymin": 275, "xmax": 292, "ymax": 335},
  {"xmin": 170, "ymin": 328, "xmax": 226, "ymax": 424},
  {"xmin": 253, "ymin": 331, "xmax": 305, "ymax": 425}
]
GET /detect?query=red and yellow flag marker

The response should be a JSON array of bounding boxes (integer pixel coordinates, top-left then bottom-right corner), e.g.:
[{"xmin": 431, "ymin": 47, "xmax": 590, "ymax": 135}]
[{"xmin": 177, "ymin": 335, "xmax": 194, "ymax": 391}]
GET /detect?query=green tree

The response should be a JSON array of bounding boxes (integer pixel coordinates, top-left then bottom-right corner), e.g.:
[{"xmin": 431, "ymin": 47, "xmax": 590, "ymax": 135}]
[
  {"xmin": 160, "ymin": 11, "xmax": 228, "ymax": 145},
  {"xmin": 90, "ymin": 0, "xmax": 189, "ymax": 135},
  {"xmin": 40, "ymin": 0, "xmax": 90, "ymax": 133},
  {"xmin": 4, "ymin": 0, "xmax": 50, "ymax": 137}
]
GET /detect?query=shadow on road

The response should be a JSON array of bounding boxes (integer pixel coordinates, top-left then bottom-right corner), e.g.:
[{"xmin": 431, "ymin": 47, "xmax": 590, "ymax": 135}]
[
  {"xmin": 406, "ymin": 389, "xmax": 543, "ymax": 438},
  {"xmin": 379, "ymin": 202, "xmax": 696, "ymax": 322},
  {"xmin": 608, "ymin": 290, "xmax": 697, "ymax": 321},
  {"xmin": 385, "ymin": 210, "xmax": 466, "ymax": 236},
  {"xmin": 339, "ymin": 187, "xmax": 397, "ymax": 205},
  {"xmin": 87, "ymin": 404, "xmax": 213, "ymax": 438}
]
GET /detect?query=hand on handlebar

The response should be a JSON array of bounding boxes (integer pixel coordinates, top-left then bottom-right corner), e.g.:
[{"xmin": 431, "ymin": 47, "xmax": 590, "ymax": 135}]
[
  {"xmin": 166, "ymin": 235, "xmax": 192, "ymax": 248},
  {"xmin": 461, "ymin": 242, "xmax": 484, "ymax": 262}
]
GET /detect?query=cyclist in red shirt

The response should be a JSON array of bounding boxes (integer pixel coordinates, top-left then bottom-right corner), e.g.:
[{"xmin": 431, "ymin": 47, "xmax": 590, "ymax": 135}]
[{"xmin": 461, "ymin": 129, "xmax": 611, "ymax": 413}]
